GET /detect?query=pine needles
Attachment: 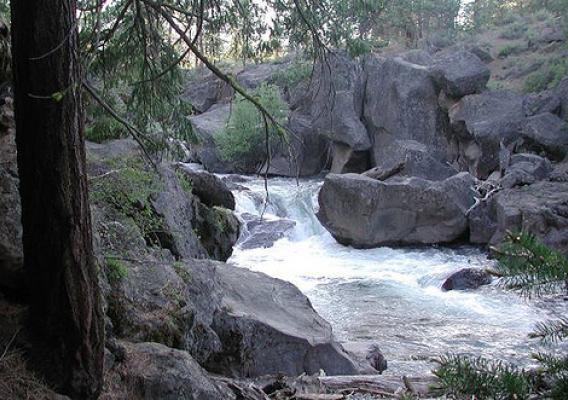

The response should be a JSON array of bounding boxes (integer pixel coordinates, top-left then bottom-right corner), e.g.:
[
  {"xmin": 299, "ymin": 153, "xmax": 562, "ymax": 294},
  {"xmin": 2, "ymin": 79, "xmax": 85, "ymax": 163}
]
[{"xmin": 436, "ymin": 231, "xmax": 568, "ymax": 399}]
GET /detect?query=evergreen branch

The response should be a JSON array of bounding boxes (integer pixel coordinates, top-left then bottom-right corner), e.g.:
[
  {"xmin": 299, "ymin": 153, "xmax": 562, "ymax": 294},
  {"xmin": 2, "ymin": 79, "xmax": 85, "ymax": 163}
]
[
  {"xmin": 434, "ymin": 354, "xmax": 533, "ymax": 400},
  {"xmin": 530, "ymin": 318, "xmax": 568, "ymax": 344},
  {"xmin": 532, "ymin": 352, "xmax": 568, "ymax": 376},
  {"xmin": 495, "ymin": 231, "xmax": 568, "ymax": 297},
  {"xmin": 82, "ymin": 80, "xmax": 158, "ymax": 170}
]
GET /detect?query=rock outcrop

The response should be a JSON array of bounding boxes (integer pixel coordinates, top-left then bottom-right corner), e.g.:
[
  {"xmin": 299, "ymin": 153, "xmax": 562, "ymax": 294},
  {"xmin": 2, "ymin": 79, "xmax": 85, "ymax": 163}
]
[{"xmin": 317, "ymin": 172, "xmax": 475, "ymax": 247}]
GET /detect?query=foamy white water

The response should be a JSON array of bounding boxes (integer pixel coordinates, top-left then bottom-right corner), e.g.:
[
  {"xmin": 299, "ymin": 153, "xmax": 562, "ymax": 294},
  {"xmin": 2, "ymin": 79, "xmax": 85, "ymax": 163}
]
[{"xmin": 226, "ymin": 175, "xmax": 556, "ymax": 375}]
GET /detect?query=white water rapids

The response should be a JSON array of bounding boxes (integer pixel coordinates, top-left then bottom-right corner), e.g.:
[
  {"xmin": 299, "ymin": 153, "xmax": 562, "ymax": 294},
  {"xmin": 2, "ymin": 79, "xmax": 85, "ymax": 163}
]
[{"xmin": 225, "ymin": 175, "xmax": 560, "ymax": 376}]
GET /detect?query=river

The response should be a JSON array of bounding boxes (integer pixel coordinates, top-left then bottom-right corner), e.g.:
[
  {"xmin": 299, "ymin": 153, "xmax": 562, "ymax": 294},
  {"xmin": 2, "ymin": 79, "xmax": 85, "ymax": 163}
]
[{"xmin": 225, "ymin": 175, "xmax": 558, "ymax": 376}]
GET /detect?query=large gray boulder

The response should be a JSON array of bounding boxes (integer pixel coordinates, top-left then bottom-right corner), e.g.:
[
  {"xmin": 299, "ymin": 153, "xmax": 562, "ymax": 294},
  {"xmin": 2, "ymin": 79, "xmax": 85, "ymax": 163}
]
[
  {"xmin": 317, "ymin": 172, "xmax": 476, "ymax": 247},
  {"xmin": 371, "ymin": 136, "xmax": 456, "ymax": 181},
  {"xmin": 106, "ymin": 341, "xmax": 232, "ymax": 400},
  {"xmin": 260, "ymin": 112, "xmax": 330, "ymax": 177},
  {"xmin": 449, "ymin": 91, "xmax": 526, "ymax": 178},
  {"xmin": 202, "ymin": 261, "xmax": 361, "ymax": 377},
  {"xmin": 188, "ymin": 104, "xmax": 234, "ymax": 173},
  {"xmin": 489, "ymin": 181, "xmax": 568, "ymax": 249},
  {"xmin": 151, "ymin": 166, "xmax": 210, "ymax": 259},
  {"xmin": 500, "ymin": 153, "xmax": 552, "ymax": 188},
  {"xmin": 364, "ymin": 56, "xmax": 449, "ymax": 163},
  {"xmin": 429, "ymin": 50, "xmax": 490, "ymax": 98},
  {"xmin": 519, "ymin": 113, "xmax": 568, "ymax": 160},
  {"xmin": 311, "ymin": 52, "xmax": 370, "ymax": 150},
  {"xmin": 177, "ymin": 165, "xmax": 235, "ymax": 210},
  {"xmin": 183, "ymin": 73, "xmax": 233, "ymax": 113}
]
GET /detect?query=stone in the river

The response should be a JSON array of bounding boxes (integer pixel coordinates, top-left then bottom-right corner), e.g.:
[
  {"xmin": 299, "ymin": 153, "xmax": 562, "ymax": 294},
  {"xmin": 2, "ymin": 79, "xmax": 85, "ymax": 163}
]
[
  {"xmin": 317, "ymin": 172, "xmax": 475, "ymax": 247},
  {"xmin": 239, "ymin": 213, "xmax": 296, "ymax": 249},
  {"xmin": 442, "ymin": 268, "xmax": 492, "ymax": 291}
]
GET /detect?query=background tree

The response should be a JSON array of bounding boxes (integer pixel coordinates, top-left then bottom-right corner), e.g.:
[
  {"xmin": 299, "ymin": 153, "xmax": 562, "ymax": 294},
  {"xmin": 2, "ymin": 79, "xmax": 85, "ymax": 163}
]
[{"xmin": 10, "ymin": 0, "xmax": 104, "ymax": 398}]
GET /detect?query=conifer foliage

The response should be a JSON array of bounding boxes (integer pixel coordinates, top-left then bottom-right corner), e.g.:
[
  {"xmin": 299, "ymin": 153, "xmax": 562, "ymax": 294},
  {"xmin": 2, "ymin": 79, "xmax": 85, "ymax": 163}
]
[{"xmin": 436, "ymin": 232, "xmax": 568, "ymax": 399}]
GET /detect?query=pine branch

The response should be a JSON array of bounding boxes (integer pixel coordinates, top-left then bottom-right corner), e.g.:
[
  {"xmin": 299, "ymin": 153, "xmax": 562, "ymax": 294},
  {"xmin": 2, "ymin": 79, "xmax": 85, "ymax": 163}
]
[
  {"xmin": 495, "ymin": 231, "xmax": 568, "ymax": 297},
  {"xmin": 530, "ymin": 318, "xmax": 568, "ymax": 344},
  {"xmin": 82, "ymin": 80, "xmax": 158, "ymax": 170}
]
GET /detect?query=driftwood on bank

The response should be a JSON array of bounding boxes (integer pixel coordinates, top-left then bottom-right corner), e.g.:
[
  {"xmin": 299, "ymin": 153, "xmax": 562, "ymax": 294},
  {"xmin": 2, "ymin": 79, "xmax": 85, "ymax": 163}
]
[{"xmin": 219, "ymin": 373, "xmax": 443, "ymax": 399}]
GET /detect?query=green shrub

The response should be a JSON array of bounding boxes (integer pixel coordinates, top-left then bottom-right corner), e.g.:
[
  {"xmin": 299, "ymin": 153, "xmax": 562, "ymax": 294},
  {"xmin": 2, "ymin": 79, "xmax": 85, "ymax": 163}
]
[
  {"xmin": 90, "ymin": 157, "xmax": 164, "ymax": 244},
  {"xmin": 215, "ymin": 83, "xmax": 287, "ymax": 171},
  {"xmin": 500, "ymin": 22, "xmax": 527, "ymax": 40},
  {"xmin": 524, "ymin": 56, "xmax": 568, "ymax": 93},
  {"xmin": 175, "ymin": 170, "xmax": 193, "ymax": 194},
  {"xmin": 85, "ymin": 89, "xmax": 128, "ymax": 143},
  {"xmin": 346, "ymin": 37, "xmax": 374, "ymax": 57},
  {"xmin": 272, "ymin": 60, "xmax": 312, "ymax": 87},
  {"xmin": 498, "ymin": 44, "xmax": 524, "ymax": 58},
  {"xmin": 106, "ymin": 257, "xmax": 128, "ymax": 283}
]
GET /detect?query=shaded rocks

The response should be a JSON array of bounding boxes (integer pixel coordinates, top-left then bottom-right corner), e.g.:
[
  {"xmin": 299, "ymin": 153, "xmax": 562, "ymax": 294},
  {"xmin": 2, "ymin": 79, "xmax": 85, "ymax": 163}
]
[
  {"xmin": 311, "ymin": 52, "xmax": 369, "ymax": 150},
  {"xmin": 330, "ymin": 142, "xmax": 370, "ymax": 174},
  {"xmin": 364, "ymin": 55, "xmax": 449, "ymax": 162},
  {"xmin": 365, "ymin": 344, "xmax": 388, "ymax": 374},
  {"xmin": 490, "ymin": 181, "xmax": 568, "ymax": 248},
  {"xmin": 261, "ymin": 112, "xmax": 330, "ymax": 177},
  {"xmin": 192, "ymin": 203, "xmax": 240, "ymax": 261},
  {"xmin": 520, "ymin": 113, "xmax": 568, "ymax": 160},
  {"xmin": 449, "ymin": 90, "xmax": 526, "ymax": 178},
  {"xmin": 188, "ymin": 104, "xmax": 233, "ymax": 173},
  {"xmin": 183, "ymin": 72, "xmax": 233, "ymax": 113},
  {"xmin": 430, "ymin": 50, "xmax": 490, "ymax": 98},
  {"xmin": 500, "ymin": 153, "xmax": 552, "ymax": 188},
  {"xmin": 177, "ymin": 165, "xmax": 235, "ymax": 210},
  {"xmin": 442, "ymin": 268, "xmax": 492, "ymax": 291},
  {"xmin": 106, "ymin": 341, "xmax": 232, "ymax": 400},
  {"xmin": 239, "ymin": 213, "xmax": 296, "ymax": 250},
  {"xmin": 151, "ymin": 166, "xmax": 209, "ymax": 259},
  {"xmin": 370, "ymin": 137, "xmax": 456, "ymax": 181},
  {"xmin": 317, "ymin": 172, "xmax": 475, "ymax": 247}
]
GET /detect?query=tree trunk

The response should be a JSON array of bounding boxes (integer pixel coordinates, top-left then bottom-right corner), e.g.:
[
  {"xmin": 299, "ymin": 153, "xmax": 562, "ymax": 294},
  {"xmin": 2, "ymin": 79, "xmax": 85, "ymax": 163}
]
[{"xmin": 10, "ymin": 1, "xmax": 104, "ymax": 398}]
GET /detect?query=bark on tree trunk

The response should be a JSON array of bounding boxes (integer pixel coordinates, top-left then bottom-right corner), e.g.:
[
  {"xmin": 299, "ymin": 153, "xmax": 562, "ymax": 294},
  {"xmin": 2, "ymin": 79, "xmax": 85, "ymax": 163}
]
[{"xmin": 10, "ymin": 1, "xmax": 104, "ymax": 398}]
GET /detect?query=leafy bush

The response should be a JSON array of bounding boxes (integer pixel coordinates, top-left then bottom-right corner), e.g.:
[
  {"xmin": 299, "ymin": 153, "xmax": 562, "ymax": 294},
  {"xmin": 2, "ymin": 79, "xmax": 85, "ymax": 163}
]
[
  {"xmin": 498, "ymin": 44, "xmax": 524, "ymax": 58},
  {"xmin": 215, "ymin": 83, "xmax": 287, "ymax": 171},
  {"xmin": 524, "ymin": 56, "xmax": 568, "ymax": 92},
  {"xmin": 85, "ymin": 88, "xmax": 128, "ymax": 143},
  {"xmin": 272, "ymin": 60, "xmax": 312, "ymax": 87},
  {"xmin": 500, "ymin": 22, "xmax": 527, "ymax": 40},
  {"xmin": 105, "ymin": 257, "xmax": 128, "ymax": 283},
  {"xmin": 90, "ymin": 157, "xmax": 164, "ymax": 245}
]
